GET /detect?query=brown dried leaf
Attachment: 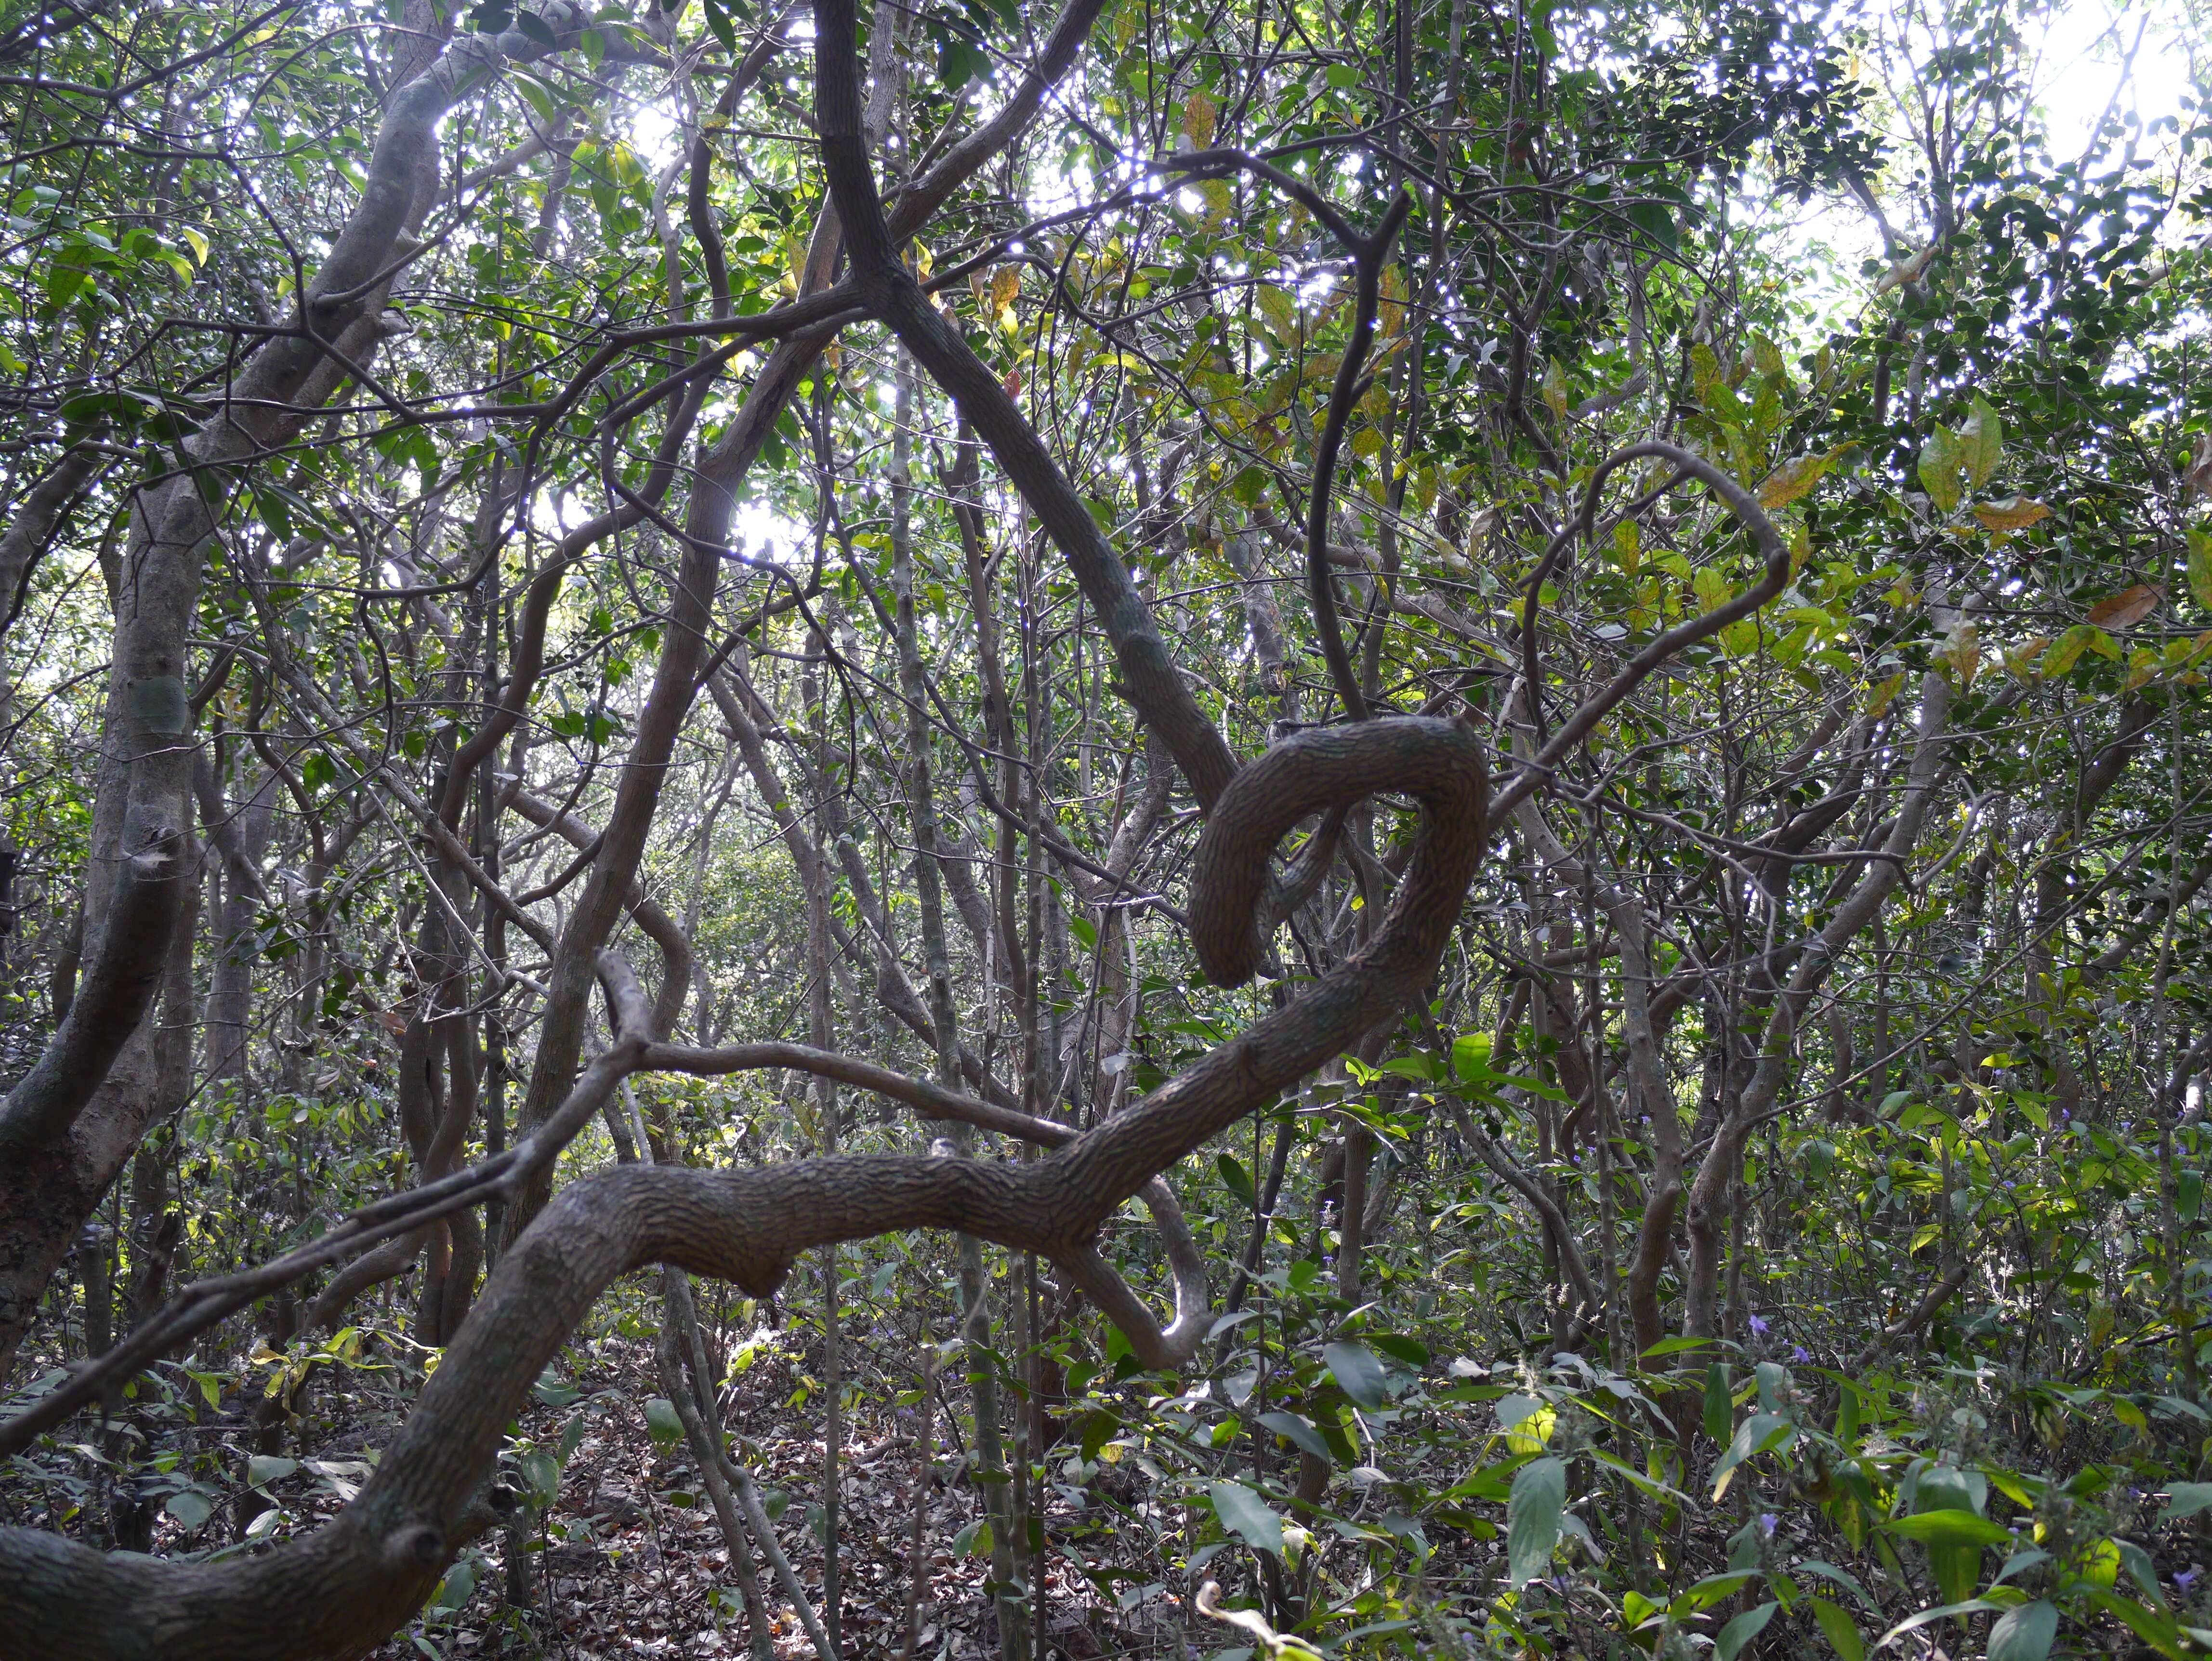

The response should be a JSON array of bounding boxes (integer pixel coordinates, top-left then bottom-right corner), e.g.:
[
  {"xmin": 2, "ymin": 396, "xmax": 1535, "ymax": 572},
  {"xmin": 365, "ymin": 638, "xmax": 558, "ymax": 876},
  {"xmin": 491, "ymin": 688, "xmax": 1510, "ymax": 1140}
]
[{"xmin": 2085, "ymin": 583, "xmax": 2160, "ymax": 632}]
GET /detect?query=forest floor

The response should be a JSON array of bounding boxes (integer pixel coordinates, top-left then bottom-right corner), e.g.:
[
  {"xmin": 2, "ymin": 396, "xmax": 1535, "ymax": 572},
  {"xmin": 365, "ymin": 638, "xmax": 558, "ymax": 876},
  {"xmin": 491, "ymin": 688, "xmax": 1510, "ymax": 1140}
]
[{"xmin": 348, "ymin": 1314, "xmax": 1187, "ymax": 1661}]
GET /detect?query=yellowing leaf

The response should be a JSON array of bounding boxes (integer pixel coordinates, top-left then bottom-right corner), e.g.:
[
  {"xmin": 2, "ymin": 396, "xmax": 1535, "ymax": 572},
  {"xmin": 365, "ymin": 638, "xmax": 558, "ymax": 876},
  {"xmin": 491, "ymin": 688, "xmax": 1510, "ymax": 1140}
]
[
  {"xmin": 2188, "ymin": 527, "xmax": 2212, "ymax": 612},
  {"xmin": 1541, "ymin": 359, "xmax": 1567, "ymax": 420},
  {"xmin": 1958, "ymin": 395, "xmax": 2002, "ymax": 489},
  {"xmin": 1183, "ymin": 89, "xmax": 1217, "ymax": 149},
  {"xmin": 1974, "ymin": 496, "xmax": 2050, "ymax": 535},
  {"xmin": 990, "ymin": 263, "xmax": 1021, "ymax": 320},
  {"xmin": 1256, "ymin": 282, "xmax": 1296, "ymax": 340},
  {"xmin": 2003, "ymin": 636, "xmax": 2050, "ymax": 679},
  {"xmin": 1874, "ymin": 243, "xmax": 1936, "ymax": 295},
  {"xmin": 2085, "ymin": 583, "xmax": 2160, "ymax": 632},
  {"xmin": 180, "ymin": 226, "xmax": 209, "ymax": 266},
  {"xmin": 2126, "ymin": 647, "xmax": 2158, "ymax": 691},
  {"xmin": 2043, "ymin": 624, "xmax": 2097, "ymax": 675},
  {"xmin": 1866, "ymin": 671, "xmax": 1906, "ymax": 718},
  {"xmin": 1377, "ymin": 264, "xmax": 1408, "ymax": 340},
  {"xmin": 1612, "ymin": 519, "xmax": 1641, "ymax": 574},
  {"xmin": 1757, "ymin": 450, "xmax": 1835, "ymax": 509},
  {"xmin": 1918, "ymin": 425, "xmax": 1963, "ymax": 513},
  {"xmin": 1693, "ymin": 566, "xmax": 1733, "ymax": 614}
]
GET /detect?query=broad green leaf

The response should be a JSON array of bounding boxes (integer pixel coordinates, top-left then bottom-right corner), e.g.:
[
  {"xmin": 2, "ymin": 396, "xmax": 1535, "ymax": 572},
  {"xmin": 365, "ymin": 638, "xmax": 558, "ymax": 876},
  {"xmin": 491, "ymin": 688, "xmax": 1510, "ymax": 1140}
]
[
  {"xmin": 165, "ymin": 1488, "xmax": 213, "ymax": 1530},
  {"xmin": 247, "ymin": 1455, "xmax": 298, "ymax": 1488},
  {"xmin": 1808, "ymin": 1597, "xmax": 1863, "ymax": 1661},
  {"xmin": 2190, "ymin": 529, "xmax": 2212, "ymax": 612},
  {"xmin": 1796, "ymin": 1558, "xmax": 1876, "ymax": 1608},
  {"xmin": 1987, "ymin": 1599, "xmax": 2057, "ymax": 1661},
  {"xmin": 1209, "ymin": 1480, "xmax": 1284, "ymax": 1557},
  {"xmin": 1507, "ymin": 1455, "xmax": 1565, "ymax": 1588},
  {"xmin": 1883, "ymin": 1508, "xmax": 2011, "ymax": 1548},
  {"xmin": 2160, "ymin": 1481, "xmax": 2212, "ymax": 1522},
  {"xmin": 1324, "ymin": 1341, "xmax": 1388, "ymax": 1410},
  {"xmin": 1716, "ymin": 1601, "xmax": 1777, "ymax": 1661},
  {"xmin": 644, "ymin": 1397, "xmax": 684, "ymax": 1447},
  {"xmin": 1876, "ymin": 1599, "xmax": 2006, "ymax": 1648},
  {"xmin": 1256, "ymin": 1411, "xmax": 1333, "ymax": 1463},
  {"xmin": 1712, "ymin": 1411, "xmax": 1794, "ymax": 1499},
  {"xmin": 1702, "ymin": 1361, "xmax": 1734, "ymax": 1444}
]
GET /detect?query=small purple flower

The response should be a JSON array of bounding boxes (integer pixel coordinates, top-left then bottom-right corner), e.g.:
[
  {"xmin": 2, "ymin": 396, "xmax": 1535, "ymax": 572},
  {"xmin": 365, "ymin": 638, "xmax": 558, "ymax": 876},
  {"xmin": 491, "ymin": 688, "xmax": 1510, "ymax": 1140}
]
[
  {"xmin": 2176, "ymin": 1567, "xmax": 2199, "ymax": 1594},
  {"xmin": 1760, "ymin": 1513, "xmax": 1778, "ymax": 1539},
  {"xmin": 1748, "ymin": 1314, "xmax": 1770, "ymax": 1336},
  {"xmin": 1792, "ymin": 1346, "xmax": 1811, "ymax": 1364}
]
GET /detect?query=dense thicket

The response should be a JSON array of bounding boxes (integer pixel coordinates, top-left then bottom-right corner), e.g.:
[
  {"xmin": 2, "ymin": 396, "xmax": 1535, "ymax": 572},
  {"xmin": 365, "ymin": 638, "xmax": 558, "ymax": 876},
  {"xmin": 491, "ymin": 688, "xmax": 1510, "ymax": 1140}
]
[{"xmin": 0, "ymin": 0, "xmax": 2209, "ymax": 1657}]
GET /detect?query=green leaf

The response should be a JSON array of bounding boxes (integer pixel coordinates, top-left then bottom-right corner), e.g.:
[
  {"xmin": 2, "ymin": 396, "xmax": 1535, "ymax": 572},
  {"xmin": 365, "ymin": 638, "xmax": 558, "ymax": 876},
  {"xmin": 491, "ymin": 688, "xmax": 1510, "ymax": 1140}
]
[
  {"xmin": 247, "ymin": 1455, "xmax": 298, "ymax": 1488},
  {"xmin": 1712, "ymin": 1411, "xmax": 1794, "ymax": 1499},
  {"xmin": 1809, "ymin": 1597, "xmax": 1864, "ymax": 1661},
  {"xmin": 165, "ymin": 1488, "xmax": 213, "ymax": 1529},
  {"xmin": 1209, "ymin": 1480, "xmax": 1285, "ymax": 1557},
  {"xmin": 2083, "ymin": 1589, "xmax": 2192, "ymax": 1660},
  {"xmin": 1081, "ymin": 1408, "xmax": 1119, "ymax": 1463},
  {"xmin": 699, "ymin": 0, "xmax": 739, "ymax": 53},
  {"xmin": 1257, "ymin": 1411, "xmax": 1333, "ymax": 1463},
  {"xmin": 1625, "ymin": 198, "xmax": 1677, "ymax": 254},
  {"xmin": 1324, "ymin": 1342, "xmax": 1389, "ymax": 1410},
  {"xmin": 1883, "ymin": 1509, "xmax": 2011, "ymax": 1549},
  {"xmin": 644, "ymin": 1397, "xmax": 684, "ymax": 1447},
  {"xmin": 2161, "ymin": 1481, "xmax": 2212, "ymax": 1522},
  {"xmin": 513, "ymin": 8, "xmax": 558, "ymax": 45},
  {"xmin": 1703, "ymin": 1361, "xmax": 1733, "ymax": 1444},
  {"xmin": 1507, "ymin": 1455, "xmax": 1565, "ymax": 1588},
  {"xmin": 2189, "ymin": 529, "xmax": 2212, "ymax": 613},
  {"xmin": 1716, "ymin": 1602, "xmax": 1778, "ymax": 1661},
  {"xmin": 1876, "ymin": 1599, "xmax": 2006, "ymax": 1648},
  {"xmin": 1988, "ymin": 1599, "xmax": 2058, "ymax": 1661},
  {"xmin": 1796, "ymin": 1559, "xmax": 1876, "ymax": 1608}
]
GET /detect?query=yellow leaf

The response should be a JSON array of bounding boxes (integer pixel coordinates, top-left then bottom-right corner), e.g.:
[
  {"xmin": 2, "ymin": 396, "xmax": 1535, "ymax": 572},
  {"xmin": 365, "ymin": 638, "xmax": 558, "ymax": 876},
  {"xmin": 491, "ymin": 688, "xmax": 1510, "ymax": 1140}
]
[
  {"xmin": 1612, "ymin": 520, "xmax": 1641, "ymax": 574},
  {"xmin": 1940, "ymin": 620, "xmax": 1979, "ymax": 685},
  {"xmin": 180, "ymin": 226, "xmax": 209, "ymax": 266},
  {"xmin": 1866, "ymin": 671, "xmax": 1906, "ymax": 718},
  {"xmin": 1377, "ymin": 264, "xmax": 1407, "ymax": 339},
  {"xmin": 1874, "ymin": 243, "xmax": 1936, "ymax": 295},
  {"xmin": 1540, "ymin": 359, "xmax": 1567, "ymax": 420},
  {"xmin": 990, "ymin": 263, "xmax": 1021, "ymax": 320},
  {"xmin": 1973, "ymin": 496, "xmax": 2050, "ymax": 535},
  {"xmin": 2003, "ymin": 636, "xmax": 2050, "ymax": 679},
  {"xmin": 2085, "ymin": 583, "xmax": 2160, "ymax": 632},
  {"xmin": 2126, "ymin": 646, "xmax": 2158, "ymax": 691},
  {"xmin": 1183, "ymin": 89, "xmax": 1217, "ymax": 149}
]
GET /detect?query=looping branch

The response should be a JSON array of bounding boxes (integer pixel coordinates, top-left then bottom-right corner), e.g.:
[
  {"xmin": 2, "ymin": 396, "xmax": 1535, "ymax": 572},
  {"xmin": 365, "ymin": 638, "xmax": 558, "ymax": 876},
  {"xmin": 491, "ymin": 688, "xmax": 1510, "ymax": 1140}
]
[{"xmin": 0, "ymin": 717, "xmax": 1493, "ymax": 1661}]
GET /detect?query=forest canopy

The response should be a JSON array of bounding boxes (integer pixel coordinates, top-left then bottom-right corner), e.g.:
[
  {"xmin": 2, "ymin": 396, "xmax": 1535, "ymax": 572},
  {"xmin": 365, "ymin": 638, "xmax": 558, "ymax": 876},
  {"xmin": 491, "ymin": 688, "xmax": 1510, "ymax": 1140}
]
[{"xmin": 0, "ymin": 0, "xmax": 2208, "ymax": 1657}]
